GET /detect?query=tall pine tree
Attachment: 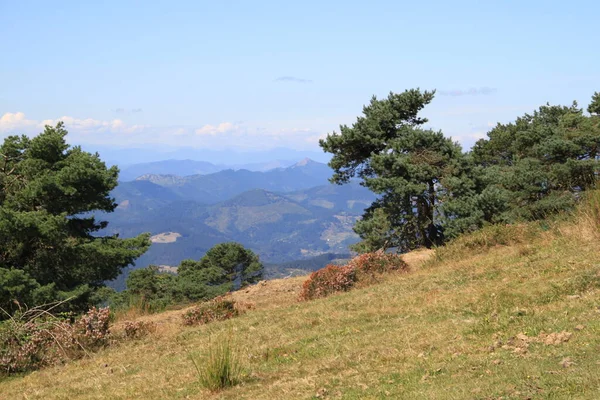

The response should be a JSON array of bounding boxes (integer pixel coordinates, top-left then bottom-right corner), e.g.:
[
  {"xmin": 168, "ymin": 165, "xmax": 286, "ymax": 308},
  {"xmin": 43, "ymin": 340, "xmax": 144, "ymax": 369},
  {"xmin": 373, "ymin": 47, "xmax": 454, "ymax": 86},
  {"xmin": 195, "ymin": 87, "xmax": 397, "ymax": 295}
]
[
  {"xmin": 0, "ymin": 123, "xmax": 150, "ymax": 316},
  {"xmin": 320, "ymin": 89, "xmax": 463, "ymax": 252}
]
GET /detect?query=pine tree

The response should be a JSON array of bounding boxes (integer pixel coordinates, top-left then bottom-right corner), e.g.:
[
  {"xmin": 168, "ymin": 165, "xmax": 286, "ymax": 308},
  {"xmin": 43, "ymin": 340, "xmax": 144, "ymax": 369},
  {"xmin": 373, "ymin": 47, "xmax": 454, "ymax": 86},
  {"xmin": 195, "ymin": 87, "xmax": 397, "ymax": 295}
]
[
  {"xmin": 178, "ymin": 242, "xmax": 263, "ymax": 294},
  {"xmin": 472, "ymin": 96, "xmax": 600, "ymax": 220},
  {"xmin": 320, "ymin": 89, "xmax": 464, "ymax": 252},
  {"xmin": 0, "ymin": 123, "xmax": 150, "ymax": 316}
]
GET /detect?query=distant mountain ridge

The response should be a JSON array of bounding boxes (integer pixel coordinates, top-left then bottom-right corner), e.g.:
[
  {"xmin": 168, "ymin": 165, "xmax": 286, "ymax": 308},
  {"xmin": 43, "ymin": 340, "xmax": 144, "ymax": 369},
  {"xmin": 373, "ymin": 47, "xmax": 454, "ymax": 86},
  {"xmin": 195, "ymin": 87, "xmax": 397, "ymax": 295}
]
[
  {"xmin": 88, "ymin": 145, "xmax": 331, "ymax": 168},
  {"xmin": 118, "ymin": 158, "xmax": 300, "ymax": 181},
  {"xmin": 101, "ymin": 157, "xmax": 376, "ymax": 290},
  {"xmin": 128, "ymin": 158, "xmax": 333, "ymax": 204}
]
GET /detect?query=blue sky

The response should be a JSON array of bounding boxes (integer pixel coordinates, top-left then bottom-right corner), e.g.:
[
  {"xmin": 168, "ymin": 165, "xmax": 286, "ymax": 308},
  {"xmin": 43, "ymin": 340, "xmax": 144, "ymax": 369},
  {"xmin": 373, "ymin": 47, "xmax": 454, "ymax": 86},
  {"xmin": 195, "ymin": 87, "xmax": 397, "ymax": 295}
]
[{"xmin": 1, "ymin": 0, "xmax": 599, "ymax": 161}]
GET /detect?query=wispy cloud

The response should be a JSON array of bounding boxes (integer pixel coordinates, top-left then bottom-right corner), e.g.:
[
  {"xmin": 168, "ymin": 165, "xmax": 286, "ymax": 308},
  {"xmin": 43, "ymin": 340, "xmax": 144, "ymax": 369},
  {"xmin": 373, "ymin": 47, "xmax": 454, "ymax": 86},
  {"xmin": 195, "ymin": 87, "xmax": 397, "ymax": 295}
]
[
  {"xmin": 275, "ymin": 76, "xmax": 312, "ymax": 84},
  {"xmin": 0, "ymin": 112, "xmax": 147, "ymax": 137},
  {"xmin": 0, "ymin": 112, "xmax": 326, "ymax": 150},
  {"xmin": 438, "ymin": 105, "xmax": 528, "ymax": 117},
  {"xmin": 438, "ymin": 87, "xmax": 497, "ymax": 96}
]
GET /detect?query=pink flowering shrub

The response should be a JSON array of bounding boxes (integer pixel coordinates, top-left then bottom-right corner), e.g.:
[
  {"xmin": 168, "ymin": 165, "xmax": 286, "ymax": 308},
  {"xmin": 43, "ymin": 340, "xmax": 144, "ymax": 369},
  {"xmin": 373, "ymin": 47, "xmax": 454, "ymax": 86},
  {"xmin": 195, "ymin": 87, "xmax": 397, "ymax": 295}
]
[
  {"xmin": 74, "ymin": 306, "xmax": 111, "ymax": 348},
  {"xmin": 299, "ymin": 264, "xmax": 357, "ymax": 301},
  {"xmin": 0, "ymin": 307, "xmax": 111, "ymax": 374},
  {"xmin": 299, "ymin": 252, "xmax": 408, "ymax": 301}
]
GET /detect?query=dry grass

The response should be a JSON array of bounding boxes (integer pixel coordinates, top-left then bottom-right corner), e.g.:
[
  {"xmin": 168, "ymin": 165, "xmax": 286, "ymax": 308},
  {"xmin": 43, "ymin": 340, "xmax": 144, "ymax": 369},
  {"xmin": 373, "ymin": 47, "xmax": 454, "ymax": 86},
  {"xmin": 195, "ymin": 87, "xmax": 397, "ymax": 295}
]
[{"xmin": 2, "ymin": 216, "xmax": 600, "ymax": 399}]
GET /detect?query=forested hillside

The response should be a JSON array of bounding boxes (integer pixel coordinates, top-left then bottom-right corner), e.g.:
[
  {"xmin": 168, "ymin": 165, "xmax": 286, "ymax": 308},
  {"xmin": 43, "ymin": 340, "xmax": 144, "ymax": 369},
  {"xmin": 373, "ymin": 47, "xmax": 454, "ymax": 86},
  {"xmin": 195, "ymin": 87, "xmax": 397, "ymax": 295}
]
[
  {"xmin": 130, "ymin": 158, "xmax": 333, "ymax": 203},
  {"xmin": 103, "ymin": 181, "xmax": 376, "ymax": 289}
]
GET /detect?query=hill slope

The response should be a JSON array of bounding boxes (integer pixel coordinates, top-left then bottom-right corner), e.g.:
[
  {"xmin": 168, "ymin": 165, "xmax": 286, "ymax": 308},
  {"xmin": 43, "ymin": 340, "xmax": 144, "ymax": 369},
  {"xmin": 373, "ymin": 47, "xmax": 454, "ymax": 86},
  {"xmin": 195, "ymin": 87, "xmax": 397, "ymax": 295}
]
[{"xmin": 4, "ymin": 217, "xmax": 600, "ymax": 399}]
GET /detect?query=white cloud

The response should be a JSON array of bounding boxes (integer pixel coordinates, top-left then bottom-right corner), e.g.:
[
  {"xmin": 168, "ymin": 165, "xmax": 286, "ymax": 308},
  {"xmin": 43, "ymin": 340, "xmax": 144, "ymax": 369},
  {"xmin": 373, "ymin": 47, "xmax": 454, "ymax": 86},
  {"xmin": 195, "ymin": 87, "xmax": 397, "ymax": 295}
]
[
  {"xmin": 0, "ymin": 112, "xmax": 38, "ymax": 131},
  {"xmin": 305, "ymin": 132, "xmax": 328, "ymax": 144},
  {"xmin": 195, "ymin": 122, "xmax": 237, "ymax": 136},
  {"xmin": 169, "ymin": 127, "xmax": 189, "ymax": 136},
  {"xmin": 0, "ymin": 112, "xmax": 328, "ymax": 151},
  {"xmin": 438, "ymin": 105, "xmax": 532, "ymax": 118},
  {"xmin": 39, "ymin": 116, "xmax": 145, "ymax": 134},
  {"xmin": 275, "ymin": 76, "xmax": 312, "ymax": 84},
  {"xmin": 2, "ymin": 111, "xmax": 496, "ymax": 151}
]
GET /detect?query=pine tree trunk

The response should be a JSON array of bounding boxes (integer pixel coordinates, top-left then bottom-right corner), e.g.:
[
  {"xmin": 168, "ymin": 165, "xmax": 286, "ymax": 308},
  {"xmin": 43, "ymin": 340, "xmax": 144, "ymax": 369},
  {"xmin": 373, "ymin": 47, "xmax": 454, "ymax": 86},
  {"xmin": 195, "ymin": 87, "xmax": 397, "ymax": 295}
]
[{"xmin": 423, "ymin": 180, "xmax": 436, "ymax": 248}]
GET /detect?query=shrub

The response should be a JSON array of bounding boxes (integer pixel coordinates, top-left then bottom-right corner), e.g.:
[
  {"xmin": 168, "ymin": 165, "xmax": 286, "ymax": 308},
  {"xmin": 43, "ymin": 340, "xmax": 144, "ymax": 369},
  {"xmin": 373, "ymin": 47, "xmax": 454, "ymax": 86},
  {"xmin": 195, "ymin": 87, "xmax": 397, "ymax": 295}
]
[
  {"xmin": 123, "ymin": 320, "xmax": 156, "ymax": 340},
  {"xmin": 0, "ymin": 306, "xmax": 110, "ymax": 374},
  {"xmin": 1, "ymin": 317, "xmax": 73, "ymax": 373},
  {"xmin": 299, "ymin": 252, "xmax": 409, "ymax": 301},
  {"xmin": 299, "ymin": 264, "xmax": 357, "ymax": 301},
  {"xmin": 182, "ymin": 298, "xmax": 239, "ymax": 326},
  {"xmin": 190, "ymin": 336, "xmax": 242, "ymax": 392},
  {"xmin": 73, "ymin": 306, "xmax": 111, "ymax": 349},
  {"xmin": 348, "ymin": 251, "xmax": 408, "ymax": 279}
]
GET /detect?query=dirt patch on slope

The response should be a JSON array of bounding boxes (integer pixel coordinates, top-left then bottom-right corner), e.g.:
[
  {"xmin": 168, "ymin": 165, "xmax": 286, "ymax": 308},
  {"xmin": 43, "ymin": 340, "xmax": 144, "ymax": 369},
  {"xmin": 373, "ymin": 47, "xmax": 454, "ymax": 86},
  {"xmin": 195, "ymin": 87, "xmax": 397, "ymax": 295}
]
[{"xmin": 150, "ymin": 232, "xmax": 181, "ymax": 243}]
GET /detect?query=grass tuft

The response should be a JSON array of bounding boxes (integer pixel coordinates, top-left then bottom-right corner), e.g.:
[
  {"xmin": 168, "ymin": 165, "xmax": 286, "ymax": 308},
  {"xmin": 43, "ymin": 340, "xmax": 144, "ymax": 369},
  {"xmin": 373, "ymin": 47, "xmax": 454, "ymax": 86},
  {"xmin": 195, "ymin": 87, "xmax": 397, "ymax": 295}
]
[{"xmin": 190, "ymin": 335, "xmax": 243, "ymax": 392}]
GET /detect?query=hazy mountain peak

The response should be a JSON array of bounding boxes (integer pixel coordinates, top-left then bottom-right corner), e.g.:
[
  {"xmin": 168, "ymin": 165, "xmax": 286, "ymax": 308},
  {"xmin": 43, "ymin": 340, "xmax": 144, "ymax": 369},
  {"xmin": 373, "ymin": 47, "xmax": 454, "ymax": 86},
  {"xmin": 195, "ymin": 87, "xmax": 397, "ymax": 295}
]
[
  {"xmin": 136, "ymin": 173, "xmax": 180, "ymax": 180},
  {"xmin": 294, "ymin": 157, "xmax": 317, "ymax": 167},
  {"xmin": 135, "ymin": 174, "xmax": 186, "ymax": 186}
]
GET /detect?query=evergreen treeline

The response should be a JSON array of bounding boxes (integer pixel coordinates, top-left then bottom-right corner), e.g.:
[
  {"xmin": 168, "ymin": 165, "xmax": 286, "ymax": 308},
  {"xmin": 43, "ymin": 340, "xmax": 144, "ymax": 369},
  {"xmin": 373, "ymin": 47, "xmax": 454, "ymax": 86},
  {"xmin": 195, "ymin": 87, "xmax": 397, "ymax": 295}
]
[
  {"xmin": 320, "ymin": 89, "xmax": 600, "ymax": 252},
  {"xmin": 113, "ymin": 242, "xmax": 263, "ymax": 311}
]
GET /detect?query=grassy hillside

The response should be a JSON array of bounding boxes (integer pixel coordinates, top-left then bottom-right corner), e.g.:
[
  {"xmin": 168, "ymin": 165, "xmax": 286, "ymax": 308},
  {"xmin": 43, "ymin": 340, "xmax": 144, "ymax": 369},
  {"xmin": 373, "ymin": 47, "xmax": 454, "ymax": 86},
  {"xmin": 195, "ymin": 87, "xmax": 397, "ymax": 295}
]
[{"xmin": 3, "ymin": 206, "xmax": 600, "ymax": 399}]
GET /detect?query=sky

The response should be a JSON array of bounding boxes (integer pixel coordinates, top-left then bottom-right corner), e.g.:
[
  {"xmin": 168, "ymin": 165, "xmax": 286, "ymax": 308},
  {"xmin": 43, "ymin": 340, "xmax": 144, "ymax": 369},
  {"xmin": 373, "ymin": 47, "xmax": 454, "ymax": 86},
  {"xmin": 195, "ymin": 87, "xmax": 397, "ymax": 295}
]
[{"xmin": 1, "ymin": 0, "xmax": 599, "ymax": 164}]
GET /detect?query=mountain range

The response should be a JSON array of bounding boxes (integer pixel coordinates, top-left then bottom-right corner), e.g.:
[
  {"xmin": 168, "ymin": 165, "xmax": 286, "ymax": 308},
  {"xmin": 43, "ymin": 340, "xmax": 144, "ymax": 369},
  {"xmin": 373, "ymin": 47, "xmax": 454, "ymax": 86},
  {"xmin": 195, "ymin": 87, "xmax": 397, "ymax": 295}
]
[
  {"xmin": 118, "ymin": 159, "xmax": 300, "ymax": 182},
  {"xmin": 128, "ymin": 158, "xmax": 333, "ymax": 203},
  {"xmin": 100, "ymin": 159, "xmax": 376, "ymax": 290},
  {"xmin": 85, "ymin": 145, "xmax": 331, "ymax": 169}
]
